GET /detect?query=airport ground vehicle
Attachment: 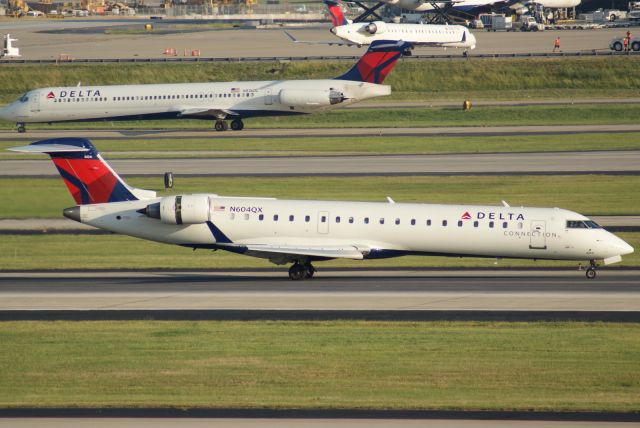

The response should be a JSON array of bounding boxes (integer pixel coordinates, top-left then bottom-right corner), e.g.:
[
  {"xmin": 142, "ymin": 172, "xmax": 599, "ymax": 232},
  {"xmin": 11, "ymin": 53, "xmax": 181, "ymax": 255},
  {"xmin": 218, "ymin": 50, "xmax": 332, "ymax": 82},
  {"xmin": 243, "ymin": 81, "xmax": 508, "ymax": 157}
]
[
  {"xmin": 520, "ymin": 15, "xmax": 545, "ymax": 31},
  {"xmin": 610, "ymin": 36, "xmax": 640, "ymax": 51},
  {"xmin": 9, "ymin": 138, "xmax": 634, "ymax": 280}
]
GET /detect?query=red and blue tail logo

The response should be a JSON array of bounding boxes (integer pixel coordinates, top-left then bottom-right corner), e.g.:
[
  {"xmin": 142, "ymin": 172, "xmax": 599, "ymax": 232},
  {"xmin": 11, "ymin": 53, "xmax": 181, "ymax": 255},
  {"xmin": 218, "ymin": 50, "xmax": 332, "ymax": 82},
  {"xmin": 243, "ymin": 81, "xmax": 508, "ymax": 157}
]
[
  {"xmin": 28, "ymin": 138, "xmax": 138, "ymax": 205},
  {"xmin": 324, "ymin": 0, "xmax": 348, "ymax": 27},
  {"xmin": 335, "ymin": 40, "xmax": 411, "ymax": 84}
]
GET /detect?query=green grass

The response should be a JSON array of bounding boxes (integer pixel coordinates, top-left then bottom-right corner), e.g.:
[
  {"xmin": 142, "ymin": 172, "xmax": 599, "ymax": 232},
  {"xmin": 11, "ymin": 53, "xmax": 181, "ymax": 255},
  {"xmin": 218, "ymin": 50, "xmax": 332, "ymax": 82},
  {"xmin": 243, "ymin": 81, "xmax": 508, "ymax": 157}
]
[
  {"xmin": 1, "ymin": 232, "xmax": 638, "ymax": 270},
  {"xmin": 3, "ymin": 132, "xmax": 640, "ymax": 159},
  {"xmin": 1, "ymin": 57, "xmax": 640, "ymax": 104},
  {"xmin": 2, "ymin": 175, "xmax": 639, "ymax": 219},
  {"xmin": 2, "ymin": 104, "xmax": 640, "ymax": 130},
  {"xmin": 1, "ymin": 321, "xmax": 639, "ymax": 410}
]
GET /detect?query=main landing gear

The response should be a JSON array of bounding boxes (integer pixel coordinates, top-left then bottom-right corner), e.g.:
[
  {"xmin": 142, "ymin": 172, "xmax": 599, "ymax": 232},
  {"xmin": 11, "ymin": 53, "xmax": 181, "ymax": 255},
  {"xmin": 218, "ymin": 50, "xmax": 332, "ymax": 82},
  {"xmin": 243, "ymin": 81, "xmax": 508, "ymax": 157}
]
[
  {"xmin": 16, "ymin": 122, "xmax": 26, "ymax": 133},
  {"xmin": 585, "ymin": 260, "xmax": 598, "ymax": 279},
  {"xmin": 288, "ymin": 262, "xmax": 316, "ymax": 281},
  {"xmin": 214, "ymin": 119, "xmax": 244, "ymax": 132}
]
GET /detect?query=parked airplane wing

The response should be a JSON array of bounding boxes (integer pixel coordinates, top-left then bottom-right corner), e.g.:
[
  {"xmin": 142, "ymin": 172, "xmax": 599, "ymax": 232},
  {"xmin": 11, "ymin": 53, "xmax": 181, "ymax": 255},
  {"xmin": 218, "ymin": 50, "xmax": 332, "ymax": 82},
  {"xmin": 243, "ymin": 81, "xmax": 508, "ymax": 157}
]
[
  {"xmin": 178, "ymin": 107, "xmax": 239, "ymax": 119},
  {"xmin": 283, "ymin": 31, "xmax": 358, "ymax": 47},
  {"xmin": 244, "ymin": 243, "xmax": 366, "ymax": 262}
]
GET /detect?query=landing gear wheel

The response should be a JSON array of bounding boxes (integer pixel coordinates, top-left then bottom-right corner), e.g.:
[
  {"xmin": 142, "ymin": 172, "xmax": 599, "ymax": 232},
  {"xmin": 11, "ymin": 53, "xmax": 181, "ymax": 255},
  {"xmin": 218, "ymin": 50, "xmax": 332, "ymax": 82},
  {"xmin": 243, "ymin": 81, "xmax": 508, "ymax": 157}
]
[
  {"xmin": 288, "ymin": 263, "xmax": 306, "ymax": 281},
  {"xmin": 230, "ymin": 119, "xmax": 244, "ymax": 131},
  {"xmin": 303, "ymin": 263, "xmax": 315, "ymax": 279},
  {"xmin": 17, "ymin": 123, "xmax": 26, "ymax": 133},
  {"xmin": 585, "ymin": 267, "xmax": 597, "ymax": 279},
  {"xmin": 214, "ymin": 120, "xmax": 228, "ymax": 132}
]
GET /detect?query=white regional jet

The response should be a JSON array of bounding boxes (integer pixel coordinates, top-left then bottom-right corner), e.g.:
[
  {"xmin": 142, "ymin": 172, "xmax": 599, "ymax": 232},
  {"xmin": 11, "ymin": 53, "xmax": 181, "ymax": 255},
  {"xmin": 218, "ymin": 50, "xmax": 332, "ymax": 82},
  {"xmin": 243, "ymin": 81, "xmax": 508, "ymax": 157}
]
[
  {"xmin": 9, "ymin": 138, "xmax": 634, "ymax": 280},
  {"xmin": 372, "ymin": 0, "xmax": 581, "ymax": 15},
  {"xmin": 288, "ymin": 1, "xmax": 475, "ymax": 51},
  {"xmin": 0, "ymin": 40, "xmax": 410, "ymax": 133}
]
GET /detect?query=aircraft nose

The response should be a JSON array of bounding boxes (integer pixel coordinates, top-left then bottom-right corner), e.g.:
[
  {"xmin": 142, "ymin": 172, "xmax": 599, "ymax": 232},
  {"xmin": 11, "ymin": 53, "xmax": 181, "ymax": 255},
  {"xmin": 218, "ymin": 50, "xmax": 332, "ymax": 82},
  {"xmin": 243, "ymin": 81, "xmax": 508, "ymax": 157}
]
[
  {"xmin": 610, "ymin": 234, "xmax": 634, "ymax": 256},
  {"xmin": 0, "ymin": 103, "xmax": 14, "ymax": 121},
  {"xmin": 468, "ymin": 31, "xmax": 477, "ymax": 49}
]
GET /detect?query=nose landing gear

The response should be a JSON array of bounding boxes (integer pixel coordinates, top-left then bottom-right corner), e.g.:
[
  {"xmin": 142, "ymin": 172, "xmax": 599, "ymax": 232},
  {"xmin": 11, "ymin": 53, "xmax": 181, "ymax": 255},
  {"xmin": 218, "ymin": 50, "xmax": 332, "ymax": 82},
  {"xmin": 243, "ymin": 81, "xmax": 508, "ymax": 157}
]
[
  {"xmin": 16, "ymin": 123, "xmax": 26, "ymax": 133},
  {"xmin": 585, "ymin": 260, "xmax": 597, "ymax": 279},
  {"xmin": 288, "ymin": 262, "xmax": 316, "ymax": 280}
]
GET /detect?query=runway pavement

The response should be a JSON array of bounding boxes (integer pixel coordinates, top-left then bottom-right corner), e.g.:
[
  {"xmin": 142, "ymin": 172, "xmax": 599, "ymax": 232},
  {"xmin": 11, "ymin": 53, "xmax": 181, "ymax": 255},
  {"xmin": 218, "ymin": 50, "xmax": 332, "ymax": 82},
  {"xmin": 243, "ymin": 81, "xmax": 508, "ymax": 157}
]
[
  {"xmin": 1, "ymin": 270, "xmax": 638, "ymax": 312},
  {"xmin": 3, "ymin": 150, "xmax": 639, "ymax": 176},
  {"xmin": 2, "ymin": 124, "xmax": 640, "ymax": 141}
]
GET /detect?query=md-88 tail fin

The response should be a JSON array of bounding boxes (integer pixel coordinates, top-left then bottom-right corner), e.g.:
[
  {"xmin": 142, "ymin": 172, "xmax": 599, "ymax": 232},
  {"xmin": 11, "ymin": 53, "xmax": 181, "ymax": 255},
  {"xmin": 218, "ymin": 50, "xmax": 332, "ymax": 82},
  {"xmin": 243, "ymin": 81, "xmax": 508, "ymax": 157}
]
[
  {"xmin": 8, "ymin": 138, "xmax": 156, "ymax": 205},
  {"xmin": 324, "ymin": 0, "xmax": 350, "ymax": 26},
  {"xmin": 335, "ymin": 40, "xmax": 412, "ymax": 84}
]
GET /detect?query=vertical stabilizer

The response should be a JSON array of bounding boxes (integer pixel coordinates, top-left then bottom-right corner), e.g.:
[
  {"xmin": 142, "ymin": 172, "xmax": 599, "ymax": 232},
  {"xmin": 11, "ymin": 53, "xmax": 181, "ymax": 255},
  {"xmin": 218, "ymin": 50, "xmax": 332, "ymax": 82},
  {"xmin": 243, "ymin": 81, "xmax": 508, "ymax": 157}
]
[
  {"xmin": 335, "ymin": 40, "xmax": 411, "ymax": 84},
  {"xmin": 324, "ymin": 0, "xmax": 349, "ymax": 26}
]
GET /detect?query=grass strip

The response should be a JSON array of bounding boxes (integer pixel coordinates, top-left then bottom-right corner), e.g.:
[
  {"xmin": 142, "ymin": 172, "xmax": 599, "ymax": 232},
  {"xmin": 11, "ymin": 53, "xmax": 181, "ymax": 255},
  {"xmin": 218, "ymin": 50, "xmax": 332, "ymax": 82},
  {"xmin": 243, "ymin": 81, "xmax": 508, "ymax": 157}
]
[
  {"xmin": 1, "ymin": 232, "xmax": 637, "ymax": 270},
  {"xmin": 1, "ymin": 57, "xmax": 639, "ymax": 104},
  {"xmin": 2, "ymin": 132, "xmax": 640, "ymax": 159},
  {"xmin": 1, "ymin": 321, "xmax": 639, "ymax": 411},
  {"xmin": 1, "ymin": 175, "xmax": 639, "ymax": 219},
  {"xmin": 2, "ymin": 104, "xmax": 640, "ymax": 130}
]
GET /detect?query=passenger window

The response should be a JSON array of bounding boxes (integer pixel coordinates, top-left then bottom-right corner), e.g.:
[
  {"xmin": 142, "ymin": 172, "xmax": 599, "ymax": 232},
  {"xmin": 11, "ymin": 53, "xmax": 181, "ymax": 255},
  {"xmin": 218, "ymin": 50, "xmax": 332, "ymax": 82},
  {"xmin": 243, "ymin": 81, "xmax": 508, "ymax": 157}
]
[
  {"xmin": 411, "ymin": 219, "xmax": 416, "ymax": 226},
  {"xmin": 305, "ymin": 215, "xmax": 310, "ymax": 222},
  {"xmin": 458, "ymin": 220, "xmax": 463, "ymax": 227},
  {"xmin": 259, "ymin": 214, "xmax": 264, "ymax": 221},
  {"xmin": 379, "ymin": 218, "xmax": 385, "ymax": 225},
  {"xmin": 336, "ymin": 216, "xmax": 341, "ymax": 223},
  {"xmin": 489, "ymin": 221, "xmax": 494, "ymax": 228},
  {"xmin": 502, "ymin": 222, "xmax": 508, "ymax": 229},
  {"xmin": 473, "ymin": 221, "xmax": 478, "ymax": 227},
  {"xmin": 289, "ymin": 215, "xmax": 294, "ymax": 222},
  {"xmin": 364, "ymin": 217, "xmax": 369, "ymax": 224},
  {"xmin": 349, "ymin": 217, "xmax": 354, "ymax": 224},
  {"xmin": 518, "ymin": 222, "xmax": 523, "ymax": 229},
  {"xmin": 442, "ymin": 220, "xmax": 447, "ymax": 227},
  {"xmin": 426, "ymin": 219, "xmax": 431, "ymax": 226},
  {"xmin": 273, "ymin": 214, "xmax": 279, "ymax": 221},
  {"xmin": 395, "ymin": 218, "xmax": 400, "ymax": 225},
  {"xmin": 321, "ymin": 216, "xmax": 326, "ymax": 223}
]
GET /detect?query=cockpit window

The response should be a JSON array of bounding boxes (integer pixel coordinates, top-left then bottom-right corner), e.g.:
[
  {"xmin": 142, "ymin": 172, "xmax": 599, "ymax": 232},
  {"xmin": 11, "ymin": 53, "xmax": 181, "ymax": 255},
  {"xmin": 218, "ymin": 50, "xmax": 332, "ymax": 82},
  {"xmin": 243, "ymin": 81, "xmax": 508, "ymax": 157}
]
[
  {"xmin": 19, "ymin": 94, "xmax": 29, "ymax": 103},
  {"xmin": 567, "ymin": 220, "xmax": 601, "ymax": 229}
]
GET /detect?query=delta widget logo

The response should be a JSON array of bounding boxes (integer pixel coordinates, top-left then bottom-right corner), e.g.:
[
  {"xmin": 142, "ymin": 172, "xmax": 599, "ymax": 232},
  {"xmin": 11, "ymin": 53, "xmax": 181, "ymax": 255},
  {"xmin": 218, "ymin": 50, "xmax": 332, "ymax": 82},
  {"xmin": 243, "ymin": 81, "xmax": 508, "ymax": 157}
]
[{"xmin": 461, "ymin": 211, "xmax": 472, "ymax": 220}]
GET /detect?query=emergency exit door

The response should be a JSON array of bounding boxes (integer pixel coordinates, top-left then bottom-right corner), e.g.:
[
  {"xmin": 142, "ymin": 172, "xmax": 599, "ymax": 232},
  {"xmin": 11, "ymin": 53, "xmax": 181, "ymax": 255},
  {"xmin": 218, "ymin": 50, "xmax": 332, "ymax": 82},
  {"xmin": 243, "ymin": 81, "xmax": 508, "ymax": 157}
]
[{"xmin": 529, "ymin": 220, "xmax": 547, "ymax": 250}]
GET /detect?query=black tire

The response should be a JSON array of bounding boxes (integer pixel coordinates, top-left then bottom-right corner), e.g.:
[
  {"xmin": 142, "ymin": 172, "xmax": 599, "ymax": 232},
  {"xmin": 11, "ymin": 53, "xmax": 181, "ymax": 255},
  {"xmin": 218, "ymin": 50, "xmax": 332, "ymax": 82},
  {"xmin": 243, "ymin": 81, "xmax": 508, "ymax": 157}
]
[
  {"xmin": 610, "ymin": 14, "xmax": 617, "ymax": 21},
  {"xmin": 632, "ymin": 41, "xmax": 640, "ymax": 52},
  {"xmin": 214, "ymin": 121, "xmax": 227, "ymax": 132},
  {"xmin": 303, "ymin": 264, "xmax": 315, "ymax": 279},
  {"xmin": 288, "ymin": 264, "xmax": 306, "ymax": 281},
  {"xmin": 613, "ymin": 41, "xmax": 623, "ymax": 52},
  {"xmin": 585, "ymin": 267, "xmax": 597, "ymax": 279},
  {"xmin": 230, "ymin": 119, "xmax": 244, "ymax": 131},
  {"xmin": 17, "ymin": 125, "xmax": 26, "ymax": 133}
]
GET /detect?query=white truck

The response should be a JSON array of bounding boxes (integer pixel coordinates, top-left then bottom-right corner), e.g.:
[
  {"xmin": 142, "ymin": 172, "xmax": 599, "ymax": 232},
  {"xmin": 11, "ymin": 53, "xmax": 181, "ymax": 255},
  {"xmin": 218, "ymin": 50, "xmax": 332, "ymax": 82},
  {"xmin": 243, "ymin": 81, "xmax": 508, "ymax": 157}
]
[{"xmin": 520, "ymin": 15, "xmax": 545, "ymax": 31}]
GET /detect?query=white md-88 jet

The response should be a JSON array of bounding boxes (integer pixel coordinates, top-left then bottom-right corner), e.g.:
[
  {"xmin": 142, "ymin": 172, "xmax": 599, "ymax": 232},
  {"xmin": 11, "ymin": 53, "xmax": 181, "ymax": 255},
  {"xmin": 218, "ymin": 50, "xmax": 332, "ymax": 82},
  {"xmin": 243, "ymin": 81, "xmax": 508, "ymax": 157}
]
[
  {"xmin": 9, "ymin": 138, "xmax": 633, "ymax": 280},
  {"xmin": 0, "ymin": 40, "xmax": 410, "ymax": 133}
]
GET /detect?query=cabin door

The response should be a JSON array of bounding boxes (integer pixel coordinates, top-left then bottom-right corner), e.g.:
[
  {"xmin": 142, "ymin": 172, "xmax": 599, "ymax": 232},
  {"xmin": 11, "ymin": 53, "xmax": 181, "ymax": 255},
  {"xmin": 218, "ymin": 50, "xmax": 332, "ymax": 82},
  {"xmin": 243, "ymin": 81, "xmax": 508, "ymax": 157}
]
[
  {"xmin": 317, "ymin": 211, "xmax": 329, "ymax": 234},
  {"xmin": 529, "ymin": 220, "xmax": 547, "ymax": 250},
  {"xmin": 30, "ymin": 93, "xmax": 40, "ymax": 113}
]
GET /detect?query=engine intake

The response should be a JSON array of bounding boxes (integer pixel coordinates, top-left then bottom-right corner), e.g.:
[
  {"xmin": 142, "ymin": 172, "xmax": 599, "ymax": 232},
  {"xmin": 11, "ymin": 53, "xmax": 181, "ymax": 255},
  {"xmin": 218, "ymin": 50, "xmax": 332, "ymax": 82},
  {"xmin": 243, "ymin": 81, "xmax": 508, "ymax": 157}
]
[
  {"xmin": 140, "ymin": 195, "xmax": 210, "ymax": 225},
  {"xmin": 366, "ymin": 21, "xmax": 386, "ymax": 34}
]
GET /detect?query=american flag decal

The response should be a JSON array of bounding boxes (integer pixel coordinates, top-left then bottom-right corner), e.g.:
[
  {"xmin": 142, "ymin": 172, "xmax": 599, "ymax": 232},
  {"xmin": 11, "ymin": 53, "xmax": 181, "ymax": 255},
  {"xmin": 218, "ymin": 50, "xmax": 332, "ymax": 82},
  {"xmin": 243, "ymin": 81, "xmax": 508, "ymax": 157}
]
[
  {"xmin": 231, "ymin": 88, "xmax": 240, "ymax": 93},
  {"xmin": 214, "ymin": 206, "xmax": 226, "ymax": 212}
]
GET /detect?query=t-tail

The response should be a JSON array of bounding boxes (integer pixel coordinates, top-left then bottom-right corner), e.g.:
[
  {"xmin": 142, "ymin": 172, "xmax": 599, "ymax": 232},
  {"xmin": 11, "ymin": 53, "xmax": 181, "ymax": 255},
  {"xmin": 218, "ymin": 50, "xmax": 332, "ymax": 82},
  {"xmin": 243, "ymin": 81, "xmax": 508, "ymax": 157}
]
[
  {"xmin": 8, "ymin": 138, "xmax": 156, "ymax": 206},
  {"xmin": 324, "ymin": 0, "xmax": 349, "ymax": 26},
  {"xmin": 335, "ymin": 40, "xmax": 412, "ymax": 84}
]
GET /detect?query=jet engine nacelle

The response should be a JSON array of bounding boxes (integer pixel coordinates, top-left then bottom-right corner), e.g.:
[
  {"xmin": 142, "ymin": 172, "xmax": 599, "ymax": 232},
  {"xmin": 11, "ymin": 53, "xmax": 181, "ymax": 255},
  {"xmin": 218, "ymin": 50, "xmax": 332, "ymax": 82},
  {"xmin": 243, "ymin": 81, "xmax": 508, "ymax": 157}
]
[
  {"xmin": 143, "ymin": 195, "xmax": 210, "ymax": 225},
  {"xmin": 279, "ymin": 89, "xmax": 346, "ymax": 107},
  {"xmin": 366, "ymin": 21, "xmax": 387, "ymax": 35}
]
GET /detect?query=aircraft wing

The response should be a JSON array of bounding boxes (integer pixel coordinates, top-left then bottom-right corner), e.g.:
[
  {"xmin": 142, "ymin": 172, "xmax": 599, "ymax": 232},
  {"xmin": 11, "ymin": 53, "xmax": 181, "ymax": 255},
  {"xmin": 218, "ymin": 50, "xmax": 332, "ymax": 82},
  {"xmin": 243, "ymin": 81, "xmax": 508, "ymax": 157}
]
[
  {"xmin": 240, "ymin": 243, "xmax": 366, "ymax": 264},
  {"xmin": 283, "ymin": 31, "xmax": 359, "ymax": 47},
  {"xmin": 178, "ymin": 107, "xmax": 239, "ymax": 119}
]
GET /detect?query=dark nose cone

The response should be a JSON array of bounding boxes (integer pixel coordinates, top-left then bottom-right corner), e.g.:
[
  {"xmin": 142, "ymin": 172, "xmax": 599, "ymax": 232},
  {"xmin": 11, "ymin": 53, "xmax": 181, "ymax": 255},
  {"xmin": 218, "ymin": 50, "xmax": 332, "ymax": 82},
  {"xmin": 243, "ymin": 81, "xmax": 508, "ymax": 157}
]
[{"xmin": 63, "ymin": 206, "xmax": 81, "ymax": 223}]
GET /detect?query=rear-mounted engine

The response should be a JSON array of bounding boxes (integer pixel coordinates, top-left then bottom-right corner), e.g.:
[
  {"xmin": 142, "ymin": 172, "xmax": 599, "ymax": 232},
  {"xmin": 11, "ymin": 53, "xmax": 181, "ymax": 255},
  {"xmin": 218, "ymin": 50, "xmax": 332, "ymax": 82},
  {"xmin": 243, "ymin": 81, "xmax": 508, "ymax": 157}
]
[{"xmin": 140, "ymin": 195, "xmax": 209, "ymax": 225}]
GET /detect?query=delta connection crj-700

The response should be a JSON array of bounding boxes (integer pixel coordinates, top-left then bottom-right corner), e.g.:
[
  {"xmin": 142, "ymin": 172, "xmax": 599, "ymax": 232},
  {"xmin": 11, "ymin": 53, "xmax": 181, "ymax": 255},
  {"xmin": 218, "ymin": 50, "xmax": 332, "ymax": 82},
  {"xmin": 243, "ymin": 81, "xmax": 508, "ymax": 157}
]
[{"xmin": 9, "ymin": 138, "xmax": 633, "ymax": 280}]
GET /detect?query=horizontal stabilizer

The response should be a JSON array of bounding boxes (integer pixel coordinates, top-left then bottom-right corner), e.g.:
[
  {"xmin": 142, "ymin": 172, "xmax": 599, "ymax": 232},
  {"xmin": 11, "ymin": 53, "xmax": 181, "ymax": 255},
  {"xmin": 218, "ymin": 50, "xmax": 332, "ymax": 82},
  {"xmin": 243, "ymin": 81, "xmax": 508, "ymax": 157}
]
[
  {"xmin": 283, "ymin": 31, "xmax": 355, "ymax": 46},
  {"xmin": 8, "ymin": 144, "xmax": 89, "ymax": 154}
]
